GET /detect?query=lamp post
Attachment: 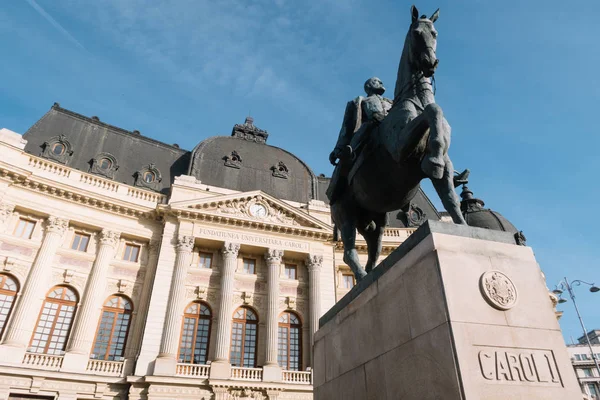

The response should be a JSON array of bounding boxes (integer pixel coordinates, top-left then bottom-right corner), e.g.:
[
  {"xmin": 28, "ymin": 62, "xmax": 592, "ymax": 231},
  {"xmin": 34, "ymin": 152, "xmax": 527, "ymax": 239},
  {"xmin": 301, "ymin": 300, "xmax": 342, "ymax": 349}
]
[{"xmin": 553, "ymin": 277, "xmax": 600, "ymax": 377}]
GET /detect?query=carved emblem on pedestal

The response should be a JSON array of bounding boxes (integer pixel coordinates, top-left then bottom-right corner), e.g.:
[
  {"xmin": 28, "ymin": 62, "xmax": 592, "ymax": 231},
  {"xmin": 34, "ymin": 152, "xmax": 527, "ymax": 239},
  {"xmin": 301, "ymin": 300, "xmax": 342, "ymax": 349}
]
[{"xmin": 480, "ymin": 270, "xmax": 517, "ymax": 310}]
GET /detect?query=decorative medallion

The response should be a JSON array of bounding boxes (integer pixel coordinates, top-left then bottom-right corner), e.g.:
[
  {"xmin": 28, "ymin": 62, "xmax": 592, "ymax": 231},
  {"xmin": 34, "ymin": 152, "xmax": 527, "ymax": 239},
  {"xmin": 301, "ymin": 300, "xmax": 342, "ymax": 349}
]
[
  {"xmin": 271, "ymin": 161, "xmax": 289, "ymax": 179},
  {"xmin": 41, "ymin": 134, "xmax": 74, "ymax": 165},
  {"xmin": 479, "ymin": 270, "xmax": 518, "ymax": 310},
  {"xmin": 223, "ymin": 150, "xmax": 242, "ymax": 169}
]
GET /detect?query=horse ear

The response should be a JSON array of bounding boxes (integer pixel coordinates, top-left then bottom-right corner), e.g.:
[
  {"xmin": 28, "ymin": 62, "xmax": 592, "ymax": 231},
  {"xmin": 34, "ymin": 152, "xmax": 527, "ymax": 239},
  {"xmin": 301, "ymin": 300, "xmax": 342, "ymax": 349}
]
[
  {"xmin": 430, "ymin": 8, "xmax": 440, "ymax": 23},
  {"xmin": 411, "ymin": 5, "xmax": 419, "ymax": 23}
]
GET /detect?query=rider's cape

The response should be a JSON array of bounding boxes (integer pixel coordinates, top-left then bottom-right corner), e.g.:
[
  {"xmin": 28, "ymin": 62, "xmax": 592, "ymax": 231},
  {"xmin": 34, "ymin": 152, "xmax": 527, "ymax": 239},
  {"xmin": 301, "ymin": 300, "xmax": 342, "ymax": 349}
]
[{"xmin": 326, "ymin": 97, "xmax": 364, "ymax": 205}]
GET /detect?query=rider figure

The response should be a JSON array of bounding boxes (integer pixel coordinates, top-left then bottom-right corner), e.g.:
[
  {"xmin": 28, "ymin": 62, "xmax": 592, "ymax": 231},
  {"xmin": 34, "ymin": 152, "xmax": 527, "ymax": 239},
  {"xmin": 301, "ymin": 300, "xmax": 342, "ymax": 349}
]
[{"xmin": 329, "ymin": 77, "xmax": 393, "ymax": 166}]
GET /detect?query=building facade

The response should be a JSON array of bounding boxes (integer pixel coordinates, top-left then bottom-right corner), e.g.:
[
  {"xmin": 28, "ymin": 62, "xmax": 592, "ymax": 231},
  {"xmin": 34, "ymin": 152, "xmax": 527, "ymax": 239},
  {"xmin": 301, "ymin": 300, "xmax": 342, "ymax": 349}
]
[
  {"xmin": 567, "ymin": 333, "xmax": 600, "ymax": 399},
  {"xmin": 0, "ymin": 105, "xmax": 452, "ymax": 400}
]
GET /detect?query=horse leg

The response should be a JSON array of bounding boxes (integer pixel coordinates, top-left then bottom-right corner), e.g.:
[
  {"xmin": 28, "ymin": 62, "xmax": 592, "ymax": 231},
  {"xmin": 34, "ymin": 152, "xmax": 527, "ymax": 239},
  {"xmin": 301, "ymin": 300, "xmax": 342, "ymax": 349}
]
[
  {"xmin": 361, "ymin": 213, "xmax": 387, "ymax": 273},
  {"xmin": 421, "ymin": 103, "xmax": 449, "ymax": 180},
  {"xmin": 339, "ymin": 220, "xmax": 367, "ymax": 282},
  {"xmin": 431, "ymin": 156, "xmax": 466, "ymax": 224}
]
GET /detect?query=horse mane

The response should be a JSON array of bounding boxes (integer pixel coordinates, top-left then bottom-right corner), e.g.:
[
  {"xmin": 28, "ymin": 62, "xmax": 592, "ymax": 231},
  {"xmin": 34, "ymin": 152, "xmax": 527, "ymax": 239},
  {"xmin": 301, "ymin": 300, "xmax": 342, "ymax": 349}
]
[{"xmin": 392, "ymin": 28, "xmax": 414, "ymax": 104}]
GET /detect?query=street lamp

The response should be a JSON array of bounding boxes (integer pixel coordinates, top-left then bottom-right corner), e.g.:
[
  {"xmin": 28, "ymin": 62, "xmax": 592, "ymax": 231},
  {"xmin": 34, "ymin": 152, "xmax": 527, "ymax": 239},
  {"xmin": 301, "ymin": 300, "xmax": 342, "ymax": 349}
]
[{"xmin": 554, "ymin": 277, "xmax": 600, "ymax": 376}]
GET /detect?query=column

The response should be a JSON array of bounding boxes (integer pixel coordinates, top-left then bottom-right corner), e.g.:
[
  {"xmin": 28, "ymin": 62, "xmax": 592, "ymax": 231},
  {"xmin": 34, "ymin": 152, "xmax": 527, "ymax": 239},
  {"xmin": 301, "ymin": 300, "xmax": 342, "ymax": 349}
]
[
  {"xmin": 263, "ymin": 248, "xmax": 283, "ymax": 382},
  {"xmin": 62, "ymin": 229, "xmax": 120, "ymax": 371},
  {"xmin": 210, "ymin": 241, "xmax": 239, "ymax": 379},
  {"xmin": 154, "ymin": 235, "xmax": 194, "ymax": 375},
  {"xmin": 307, "ymin": 255, "xmax": 323, "ymax": 366},
  {"xmin": 0, "ymin": 216, "xmax": 68, "ymax": 358}
]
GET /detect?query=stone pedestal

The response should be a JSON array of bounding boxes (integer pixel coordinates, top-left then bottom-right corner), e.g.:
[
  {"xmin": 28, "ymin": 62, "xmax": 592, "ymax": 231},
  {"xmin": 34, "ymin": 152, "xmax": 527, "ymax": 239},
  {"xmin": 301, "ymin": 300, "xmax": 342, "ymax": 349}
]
[{"xmin": 313, "ymin": 221, "xmax": 580, "ymax": 400}]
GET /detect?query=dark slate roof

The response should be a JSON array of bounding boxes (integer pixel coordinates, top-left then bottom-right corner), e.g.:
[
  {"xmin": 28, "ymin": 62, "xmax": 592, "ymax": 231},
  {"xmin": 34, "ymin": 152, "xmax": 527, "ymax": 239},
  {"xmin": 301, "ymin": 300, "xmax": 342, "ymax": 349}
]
[
  {"xmin": 460, "ymin": 185, "xmax": 518, "ymax": 234},
  {"xmin": 188, "ymin": 119, "xmax": 317, "ymax": 204},
  {"xmin": 23, "ymin": 104, "xmax": 189, "ymax": 193}
]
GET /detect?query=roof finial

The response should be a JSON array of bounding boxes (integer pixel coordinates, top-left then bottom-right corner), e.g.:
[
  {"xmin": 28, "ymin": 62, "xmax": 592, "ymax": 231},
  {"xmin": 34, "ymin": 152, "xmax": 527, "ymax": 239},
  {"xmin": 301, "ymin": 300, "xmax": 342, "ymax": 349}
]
[{"xmin": 245, "ymin": 116, "xmax": 254, "ymax": 126}]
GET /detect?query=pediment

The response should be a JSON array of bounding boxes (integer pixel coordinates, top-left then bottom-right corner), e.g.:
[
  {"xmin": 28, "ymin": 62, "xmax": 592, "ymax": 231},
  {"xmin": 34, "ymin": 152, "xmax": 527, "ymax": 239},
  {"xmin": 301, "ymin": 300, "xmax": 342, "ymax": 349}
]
[{"xmin": 169, "ymin": 191, "xmax": 331, "ymax": 231}]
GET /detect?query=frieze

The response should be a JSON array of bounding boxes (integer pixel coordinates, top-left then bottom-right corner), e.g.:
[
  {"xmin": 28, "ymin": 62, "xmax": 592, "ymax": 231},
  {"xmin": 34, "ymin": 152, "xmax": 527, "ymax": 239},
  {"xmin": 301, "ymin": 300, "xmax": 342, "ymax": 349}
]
[
  {"xmin": 46, "ymin": 216, "xmax": 69, "ymax": 235},
  {"xmin": 58, "ymin": 255, "xmax": 92, "ymax": 269},
  {"xmin": 0, "ymin": 242, "xmax": 34, "ymax": 257},
  {"xmin": 198, "ymin": 228, "xmax": 310, "ymax": 252},
  {"xmin": 214, "ymin": 197, "xmax": 299, "ymax": 227},
  {"xmin": 230, "ymin": 388, "xmax": 266, "ymax": 400},
  {"xmin": 110, "ymin": 266, "xmax": 140, "ymax": 279}
]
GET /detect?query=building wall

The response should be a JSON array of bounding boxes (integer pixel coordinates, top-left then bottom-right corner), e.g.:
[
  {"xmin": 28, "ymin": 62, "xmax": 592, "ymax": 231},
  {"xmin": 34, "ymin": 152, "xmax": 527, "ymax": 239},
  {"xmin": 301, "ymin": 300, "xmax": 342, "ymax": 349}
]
[
  {"xmin": 0, "ymin": 128, "xmax": 410, "ymax": 400},
  {"xmin": 567, "ymin": 344, "xmax": 600, "ymax": 399}
]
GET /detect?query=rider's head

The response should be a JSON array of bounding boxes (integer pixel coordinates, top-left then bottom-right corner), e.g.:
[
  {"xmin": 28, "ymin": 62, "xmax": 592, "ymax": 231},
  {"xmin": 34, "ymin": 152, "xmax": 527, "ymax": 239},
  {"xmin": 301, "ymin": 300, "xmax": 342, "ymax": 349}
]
[{"xmin": 364, "ymin": 77, "xmax": 386, "ymax": 96}]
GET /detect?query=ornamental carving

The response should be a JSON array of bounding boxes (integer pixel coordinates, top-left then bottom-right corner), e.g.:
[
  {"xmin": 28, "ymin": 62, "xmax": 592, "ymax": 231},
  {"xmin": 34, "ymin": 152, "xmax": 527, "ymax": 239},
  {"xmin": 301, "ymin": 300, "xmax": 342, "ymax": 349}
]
[
  {"xmin": 229, "ymin": 388, "xmax": 265, "ymax": 400},
  {"xmin": 45, "ymin": 216, "xmax": 69, "ymax": 234},
  {"xmin": 231, "ymin": 116, "xmax": 269, "ymax": 144},
  {"xmin": 480, "ymin": 270, "xmax": 518, "ymax": 310},
  {"xmin": 0, "ymin": 202, "xmax": 15, "ymax": 225},
  {"xmin": 264, "ymin": 248, "xmax": 283, "ymax": 264},
  {"xmin": 89, "ymin": 152, "xmax": 119, "ymax": 179},
  {"xmin": 99, "ymin": 229, "xmax": 121, "ymax": 248},
  {"xmin": 222, "ymin": 242, "xmax": 241, "ymax": 257},
  {"xmin": 41, "ymin": 134, "xmax": 74, "ymax": 165},
  {"xmin": 306, "ymin": 254, "xmax": 323, "ymax": 271},
  {"xmin": 148, "ymin": 240, "xmax": 161, "ymax": 257},
  {"xmin": 396, "ymin": 203, "xmax": 426, "ymax": 227},
  {"xmin": 214, "ymin": 196, "xmax": 300, "ymax": 226},
  {"xmin": 271, "ymin": 161, "xmax": 289, "ymax": 179},
  {"xmin": 515, "ymin": 231, "xmax": 527, "ymax": 246},
  {"xmin": 176, "ymin": 236, "xmax": 195, "ymax": 252},
  {"xmin": 223, "ymin": 150, "xmax": 242, "ymax": 169}
]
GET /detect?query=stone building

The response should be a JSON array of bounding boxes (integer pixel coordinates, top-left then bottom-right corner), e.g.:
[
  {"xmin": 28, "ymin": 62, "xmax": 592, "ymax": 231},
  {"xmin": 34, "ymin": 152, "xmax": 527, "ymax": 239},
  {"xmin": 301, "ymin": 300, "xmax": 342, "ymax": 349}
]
[
  {"xmin": 0, "ymin": 103, "xmax": 527, "ymax": 400},
  {"xmin": 567, "ymin": 334, "xmax": 600, "ymax": 399}
]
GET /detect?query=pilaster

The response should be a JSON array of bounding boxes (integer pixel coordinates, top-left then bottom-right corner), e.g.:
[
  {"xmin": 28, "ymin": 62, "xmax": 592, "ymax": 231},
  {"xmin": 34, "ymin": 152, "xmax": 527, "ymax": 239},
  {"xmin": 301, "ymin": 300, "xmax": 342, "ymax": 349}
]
[
  {"xmin": 154, "ymin": 235, "xmax": 194, "ymax": 375},
  {"xmin": 307, "ymin": 254, "xmax": 323, "ymax": 366},
  {"xmin": 62, "ymin": 229, "xmax": 121, "ymax": 371},
  {"xmin": 0, "ymin": 216, "xmax": 68, "ymax": 361},
  {"xmin": 210, "ymin": 241, "xmax": 240, "ymax": 379}
]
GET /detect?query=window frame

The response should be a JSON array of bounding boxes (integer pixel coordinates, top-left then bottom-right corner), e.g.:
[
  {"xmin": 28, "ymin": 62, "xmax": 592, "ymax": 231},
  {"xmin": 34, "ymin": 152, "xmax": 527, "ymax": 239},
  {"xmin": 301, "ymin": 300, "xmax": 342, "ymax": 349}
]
[
  {"xmin": 13, "ymin": 218, "xmax": 36, "ymax": 239},
  {"xmin": 177, "ymin": 301, "xmax": 212, "ymax": 364},
  {"xmin": 0, "ymin": 274, "xmax": 19, "ymax": 338},
  {"xmin": 71, "ymin": 232, "xmax": 90, "ymax": 252},
  {"xmin": 277, "ymin": 311, "xmax": 302, "ymax": 371},
  {"xmin": 230, "ymin": 307, "xmax": 259, "ymax": 368},
  {"xmin": 284, "ymin": 264, "xmax": 297, "ymax": 280},
  {"xmin": 341, "ymin": 273, "xmax": 355, "ymax": 289},
  {"xmin": 198, "ymin": 252, "xmax": 213, "ymax": 269},
  {"xmin": 122, "ymin": 243, "xmax": 141, "ymax": 263},
  {"xmin": 91, "ymin": 295, "xmax": 133, "ymax": 361},
  {"xmin": 242, "ymin": 258, "xmax": 256, "ymax": 275},
  {"xmin": 29, "ymin": 286, "xmax": 78, "ymax": 355}
]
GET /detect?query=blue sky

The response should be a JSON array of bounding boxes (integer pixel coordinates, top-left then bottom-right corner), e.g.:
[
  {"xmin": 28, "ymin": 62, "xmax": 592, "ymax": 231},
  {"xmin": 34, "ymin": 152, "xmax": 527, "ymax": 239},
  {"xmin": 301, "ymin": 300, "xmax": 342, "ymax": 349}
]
[{"xmin": 1, "ymin": 0, "xmax": 599, "ymax": 343}]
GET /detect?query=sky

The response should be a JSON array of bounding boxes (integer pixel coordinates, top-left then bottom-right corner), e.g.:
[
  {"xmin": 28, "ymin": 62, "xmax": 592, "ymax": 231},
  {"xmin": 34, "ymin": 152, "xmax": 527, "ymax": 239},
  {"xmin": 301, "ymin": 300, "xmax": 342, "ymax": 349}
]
[{"xmin": 1, "ymin": 0, "xmax": 599, "ymax": 344}]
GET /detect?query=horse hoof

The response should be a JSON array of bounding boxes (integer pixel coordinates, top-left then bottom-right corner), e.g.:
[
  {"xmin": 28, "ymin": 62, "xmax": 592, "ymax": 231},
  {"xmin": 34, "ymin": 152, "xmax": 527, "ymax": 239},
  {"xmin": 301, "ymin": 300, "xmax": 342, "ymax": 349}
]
[{"xmin": 422, "ymin": 157, "xmax": 444, "ymax": 180}]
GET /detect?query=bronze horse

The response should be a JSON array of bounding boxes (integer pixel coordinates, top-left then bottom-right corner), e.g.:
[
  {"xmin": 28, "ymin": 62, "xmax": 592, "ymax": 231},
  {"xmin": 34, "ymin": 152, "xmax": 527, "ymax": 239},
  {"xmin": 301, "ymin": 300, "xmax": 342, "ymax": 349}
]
[{"xmin": 329, "ymin": 5, "xmax": 466, "ymax": 281}]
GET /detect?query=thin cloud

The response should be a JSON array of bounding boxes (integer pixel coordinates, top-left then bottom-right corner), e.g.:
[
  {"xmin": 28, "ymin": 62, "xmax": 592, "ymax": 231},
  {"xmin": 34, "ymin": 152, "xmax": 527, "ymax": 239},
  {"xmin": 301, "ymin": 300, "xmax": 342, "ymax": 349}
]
[{"xmin": 23, "ymin": 0, "xmax": 85, "ymax": 50}]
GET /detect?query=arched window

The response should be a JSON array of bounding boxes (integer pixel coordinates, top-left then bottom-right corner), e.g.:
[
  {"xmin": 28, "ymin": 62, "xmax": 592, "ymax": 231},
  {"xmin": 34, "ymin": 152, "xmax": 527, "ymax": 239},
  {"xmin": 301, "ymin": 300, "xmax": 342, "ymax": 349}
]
[
  {"xmin": 230, "ymin": 307, "xmax": 258, "ymax": 367},
  {"xmin": 278, "ymin": 311, "xmax": 302, "ymax": 370},
  {"xmin": 30, "ymin": 286, "xmax": 78, "ymax": 354},
  {"xmin": 178, "ymin": 302, "xmax": 212, "ymax": 364},
  {"xmin": 91, "ymin": 296, "xmax": 133, "ymax": 361},
  {"xmin": 0, "ymin": 274, "xmax": 18, "ymax": 337}
]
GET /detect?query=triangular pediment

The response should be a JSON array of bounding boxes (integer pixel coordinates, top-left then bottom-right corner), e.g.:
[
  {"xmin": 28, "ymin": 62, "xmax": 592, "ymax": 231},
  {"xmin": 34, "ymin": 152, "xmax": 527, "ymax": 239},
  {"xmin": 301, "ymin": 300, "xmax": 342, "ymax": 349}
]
[{"xmin": 169, "ymin": 191, "xmax": 331, "ymax": 231}]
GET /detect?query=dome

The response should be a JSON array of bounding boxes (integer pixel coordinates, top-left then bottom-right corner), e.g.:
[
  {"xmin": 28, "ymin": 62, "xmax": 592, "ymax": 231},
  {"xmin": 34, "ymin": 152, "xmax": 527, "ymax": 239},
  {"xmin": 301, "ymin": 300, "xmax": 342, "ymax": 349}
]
[
  {"xmin": 188, "ymin": 117, "xmax": 317, "ymax": 203},
  {"xmin": 460, "ymin": 185, "xmax": 520, "ymax": 234}
]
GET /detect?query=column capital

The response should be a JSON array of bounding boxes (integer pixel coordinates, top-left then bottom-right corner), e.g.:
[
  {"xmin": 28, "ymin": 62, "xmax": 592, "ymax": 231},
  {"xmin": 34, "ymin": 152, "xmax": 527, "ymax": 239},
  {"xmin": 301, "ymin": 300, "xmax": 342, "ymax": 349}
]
[
  {"xmin": 0, "ymin": 202, "xmax": 15, "ymax": 224},
  {"xmin": 221, "ymin": 241, "xmax": 240, "ymax": 257},
  {"xmin": 99, "ymin": 229, "xmax": 121, "ymax": 248},
  {"xmin": 45, "ymin": 216, "xmax": 69, "ymax": 234},
  {"xmin": 176, "ymin": 236, "xmax": 195, "ymax": 253},
  {"xmin": 264, "ymin": 248, "xmax": 283, "ymax": 264},
  {"xmin": 306, "ymin": 254, "xmax": 323, "ymax": 271}
]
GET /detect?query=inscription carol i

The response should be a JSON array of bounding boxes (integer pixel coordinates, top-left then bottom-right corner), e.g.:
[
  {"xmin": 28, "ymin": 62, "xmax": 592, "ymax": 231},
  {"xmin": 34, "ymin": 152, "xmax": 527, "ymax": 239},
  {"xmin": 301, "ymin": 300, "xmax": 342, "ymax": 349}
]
[{"xmin": 477, "ymin": 347, "xmax": 562, "ymax": 387}]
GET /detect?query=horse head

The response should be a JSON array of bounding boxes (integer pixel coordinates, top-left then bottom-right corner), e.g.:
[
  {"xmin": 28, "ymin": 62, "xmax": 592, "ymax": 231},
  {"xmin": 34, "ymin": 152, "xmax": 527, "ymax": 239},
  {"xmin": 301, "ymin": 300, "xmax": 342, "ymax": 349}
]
[{"xmin": 408, "ymin": 5, "xmax": 440, "ymax": 78}]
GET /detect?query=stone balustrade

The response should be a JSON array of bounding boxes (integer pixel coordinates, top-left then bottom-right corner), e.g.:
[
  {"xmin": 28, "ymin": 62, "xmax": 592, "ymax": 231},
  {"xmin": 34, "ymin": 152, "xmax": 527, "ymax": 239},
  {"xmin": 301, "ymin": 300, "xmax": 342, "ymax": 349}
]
[
  {"xmin": 22, "ymin": 353, "xmax": 64, "ymax": 371},
  {"xmin": 282, "ymin": 370, "xmax": 312, "ymax": 385},
  {"xmin": 175, "ymin": 363, "xmax": 210, "ymax": 378},
  {"xmin": 231, "ymin": 367, "xmax": 263, "ymax": 381},
  {"xmin": 86, "ymin": 359, "xmax": 124, "ymax": 376}
]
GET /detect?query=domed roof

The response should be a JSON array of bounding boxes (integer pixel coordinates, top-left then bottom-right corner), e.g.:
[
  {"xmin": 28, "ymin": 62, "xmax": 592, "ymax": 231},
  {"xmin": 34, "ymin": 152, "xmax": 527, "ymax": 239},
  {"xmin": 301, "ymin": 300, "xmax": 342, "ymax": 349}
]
[
  {"xmin": 188, "ymin": 118, "xmax": 317, "ymax": 203},
  {"xmin": 460, "ymin": 185, "xmax": 520, "ymax": 234}
]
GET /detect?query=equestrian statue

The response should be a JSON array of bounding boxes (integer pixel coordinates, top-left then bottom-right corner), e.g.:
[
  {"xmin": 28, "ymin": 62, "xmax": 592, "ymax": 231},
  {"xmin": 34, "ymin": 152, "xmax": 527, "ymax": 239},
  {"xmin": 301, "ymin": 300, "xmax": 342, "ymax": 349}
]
[{"xmin": 327, "ymin": 5, "xmax": 467, "ymax": 282}]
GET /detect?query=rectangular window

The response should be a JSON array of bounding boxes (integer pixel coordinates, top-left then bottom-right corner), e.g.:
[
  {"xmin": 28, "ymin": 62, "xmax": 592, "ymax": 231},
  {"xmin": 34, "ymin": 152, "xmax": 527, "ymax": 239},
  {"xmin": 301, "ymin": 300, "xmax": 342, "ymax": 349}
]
[
  {"xmin": 584, "ymin": 368, "xmax": 594, "ymax": 377},
  {"xmin": 588, "ymin": 383, "xmax": 599, "ymax": 396},
  {"xmin": 242, "ymin": 258, "xmax": 255, "ymax": 274},
  {"xmin": 284, "ymin": 264, "xmax": 297, "ymax": 280},
  {"xmin": 13, "ymin": 218, "xmax": 35, "ymax": 239},
  {"xmin": 342, "ymin": 274, "xmax": 355, "ymax": 289},
  {"xmin": 71, "ymin": 232, "xmax": 90, "ymax": 252},
  {"xmin": 575, "ymin": 354, "xmax": 582, "ymax": 361},
  {"xmin": 198, "ymin": 252, "xmax": 212, "ymax": 269},
  {"xmin": 123, "ymin": 244, "xmax": 140, "ymax": 262}
]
